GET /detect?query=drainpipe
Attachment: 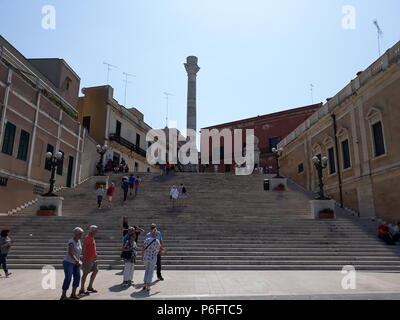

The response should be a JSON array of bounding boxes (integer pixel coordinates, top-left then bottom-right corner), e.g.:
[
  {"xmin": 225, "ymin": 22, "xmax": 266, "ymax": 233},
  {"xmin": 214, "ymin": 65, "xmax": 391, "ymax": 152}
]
[{"xmin": 331, "ymin": 114, "xmax": 344, "ymax": 208}]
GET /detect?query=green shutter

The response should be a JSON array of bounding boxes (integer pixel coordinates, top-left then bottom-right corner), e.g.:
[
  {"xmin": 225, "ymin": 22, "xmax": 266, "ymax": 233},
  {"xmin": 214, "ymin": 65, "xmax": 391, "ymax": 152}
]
[
  {"xmin": 17, "ymin": 130, "xmax": 30, "ymax": 161},
  {"xmin": 2, "ymin": 122, "xmax": 16, "ymax": 156}
]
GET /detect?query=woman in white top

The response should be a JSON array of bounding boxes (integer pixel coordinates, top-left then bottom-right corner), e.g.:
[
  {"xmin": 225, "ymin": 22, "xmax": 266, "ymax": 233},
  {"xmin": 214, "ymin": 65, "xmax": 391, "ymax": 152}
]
[
  {"xmin": 169, "ymin": 185, "xmax": 179, "ymax": 209},
  {"xmin": 60, "ymin": 227, "xmax": 83, "ymax": 300}
]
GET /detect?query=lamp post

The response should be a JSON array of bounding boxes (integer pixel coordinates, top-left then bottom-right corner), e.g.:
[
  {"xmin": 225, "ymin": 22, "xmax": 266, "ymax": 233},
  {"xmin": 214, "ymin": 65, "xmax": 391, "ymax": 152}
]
[
  {"xmin": 96, "ymin": 144, "xmax": 108, "ymax": 176},
  {"xmin": 43, "ymin": 151, "xmax": 63, "ymax": 197},
  {"xmin": 312, "ymin": 155, "xmax": 329, "ymax": 200},
  {"xmin": 272, "ymin": 147, "xmax": 284, "ymax": 178}
]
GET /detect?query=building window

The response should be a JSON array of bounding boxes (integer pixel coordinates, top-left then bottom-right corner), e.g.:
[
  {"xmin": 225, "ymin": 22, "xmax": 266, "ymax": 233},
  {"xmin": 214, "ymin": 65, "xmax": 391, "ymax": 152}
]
[
  {"xmin": 341, "ymin": 139, "xmax": 351, "ymax": 169},
  {"xmin": 17, "ymin": 130, "xmax": 30, "ymax": 161},
  {"xmin": 372, "ymin": 121, "xmax": 386, "ymax": 157},
  {"xmin": 2, "ymin": 122, "xmax": 16, "ymax": 156},
  {"xmin": 82, "ymin": 116, "xmax": 91, "ymax": 133},
  {"xmin": 136, "ymin": 133, "xmax": 141, "ymax": 148},
  {"xmin": 328, "ymin": 147, "xmax": 336, "ymax": 174},
  {"xmin": 45, "ymin": 144, "xmax": 54, "ymax": 171},
  {"xmin": 269, "ymin": 137, "xmax": 281, "ymax": 152},
  {"xmin": 56, "ymin": 150, "xmax": 64, "ymax": 176},
  {"xmin": 298, "ymin": 163, "xmax": 304, "ymax": 174},
  {"xmin": 116, "ymin": 120, "xmax": 122, "ymax": 137}
]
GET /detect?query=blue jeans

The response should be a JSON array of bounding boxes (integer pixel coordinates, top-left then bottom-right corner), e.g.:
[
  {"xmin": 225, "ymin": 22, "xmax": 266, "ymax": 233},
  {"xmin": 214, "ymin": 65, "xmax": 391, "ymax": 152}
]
[
  {"xmin": 62, "ymin": 260, "xmax": 81, "ymax": 291},
  {"xmin": 144, "ymin": 260, "xmax": 156, "ymax": 284},
  {"xmin": 0, "ymin": 253, "xmax": 8, "ymax": 273}
]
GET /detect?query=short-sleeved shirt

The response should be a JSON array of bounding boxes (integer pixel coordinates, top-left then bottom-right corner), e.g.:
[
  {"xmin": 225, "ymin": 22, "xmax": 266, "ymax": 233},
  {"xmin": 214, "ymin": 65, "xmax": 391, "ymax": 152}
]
[
  {"xmin": 143, "ymin": 237, "xmax": 161, "ymax": 264},
  {"xmin": 145, "ymin": 231, "xmax": 163, "ymax": 242},
  {"xmin": 64, "ymin": 238, "xmax": 82, "ymax": 264},
  {"xmin": 82, "ymin": 235, "xmax": 97, "ymax": 262},
  {"xmin": 106, "ymin": 186, "xmax": 115, "ymax": 196},
  {"xmin": 0, "ymin": 236, "xmax": 11, "ymax": 255},
  {"xmin": 129, "ymin": 176, "xmax": 136, "ymax": 185}
]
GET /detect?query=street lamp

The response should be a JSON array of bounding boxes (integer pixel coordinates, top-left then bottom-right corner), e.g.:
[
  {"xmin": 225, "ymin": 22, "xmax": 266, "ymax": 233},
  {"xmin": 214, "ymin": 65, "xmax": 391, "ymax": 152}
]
[
  {"xmin": 43, "ymin": 151, "xmax": 63, "ymax": 197},
  {"xmin": 96, "ymin": 144, "xmax": 108, "ymax": 176},
  {"xmin": 312, "ymin": 155, "xmax": 329, "ymax": 200},
  {"xmin": 272, "ymin": 147, "xmax": 284, "ymax": 178}
]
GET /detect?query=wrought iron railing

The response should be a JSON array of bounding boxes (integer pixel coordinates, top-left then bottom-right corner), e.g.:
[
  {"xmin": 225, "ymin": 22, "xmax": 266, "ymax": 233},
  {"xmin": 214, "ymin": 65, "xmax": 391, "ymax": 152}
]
[{"xmin": 109, "ymin": 134, "xmax": 147, "ymax": 158}]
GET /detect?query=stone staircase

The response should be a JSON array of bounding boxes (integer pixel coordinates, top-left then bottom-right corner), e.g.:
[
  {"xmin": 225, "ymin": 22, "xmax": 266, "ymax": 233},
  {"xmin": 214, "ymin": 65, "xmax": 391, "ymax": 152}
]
[{"xmin": 1, "ymin": 172, "xmax": 400, "ymax": 271}]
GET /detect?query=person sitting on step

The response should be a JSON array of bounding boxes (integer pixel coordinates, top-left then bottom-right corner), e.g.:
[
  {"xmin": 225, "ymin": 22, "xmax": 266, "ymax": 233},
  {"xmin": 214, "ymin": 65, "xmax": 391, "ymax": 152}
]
[{"xmin": 378, "ymin": 221, "xmax": 395, "ymax": 245}]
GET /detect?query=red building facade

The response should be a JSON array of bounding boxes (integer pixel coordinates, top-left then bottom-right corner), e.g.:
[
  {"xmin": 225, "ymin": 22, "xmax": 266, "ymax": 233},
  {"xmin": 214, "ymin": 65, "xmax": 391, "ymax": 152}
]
[{"xmin": 201, "ymin": 103, "xmax": 322, "ymax": 173}]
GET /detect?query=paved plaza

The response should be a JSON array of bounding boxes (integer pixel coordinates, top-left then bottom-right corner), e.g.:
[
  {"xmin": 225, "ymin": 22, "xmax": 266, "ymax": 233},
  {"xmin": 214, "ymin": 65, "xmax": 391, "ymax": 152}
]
[{"xmin": 1, "ymin": 270, "xmax": 400, "ymax": 300}]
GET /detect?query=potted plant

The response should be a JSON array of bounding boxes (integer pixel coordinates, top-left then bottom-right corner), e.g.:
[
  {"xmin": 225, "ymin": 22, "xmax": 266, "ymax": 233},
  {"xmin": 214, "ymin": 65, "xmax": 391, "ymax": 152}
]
[
  {"xmin": 37, "ymin": 205, "xmax": 57, "ymax": 216},
  {"xmin": 274, "ymin": 183, "xmax": 285, "ymax": 191},
  {"xmin": 319, "ymin": 208, "xmax": 335, "ymax": 219}
]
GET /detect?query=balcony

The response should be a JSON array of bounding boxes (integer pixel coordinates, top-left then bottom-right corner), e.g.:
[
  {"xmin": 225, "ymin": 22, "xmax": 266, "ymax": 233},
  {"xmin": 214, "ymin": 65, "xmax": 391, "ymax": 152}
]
[{"xmin": 108, "ymin": 134, "xmax": 147, "ymax": 158}]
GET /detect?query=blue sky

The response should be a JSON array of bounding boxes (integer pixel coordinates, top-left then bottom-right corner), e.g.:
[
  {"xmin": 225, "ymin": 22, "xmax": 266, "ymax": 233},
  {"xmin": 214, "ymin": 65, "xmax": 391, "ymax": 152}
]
[{"xmin": 1, "ymin": 0, "xmax": 399, "ymax": 133}]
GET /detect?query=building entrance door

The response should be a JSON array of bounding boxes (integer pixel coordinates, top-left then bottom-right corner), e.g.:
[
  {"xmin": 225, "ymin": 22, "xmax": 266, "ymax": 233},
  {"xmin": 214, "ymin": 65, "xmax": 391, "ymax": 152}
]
[{"xmin": 67, "ymin": 156, "xmax": 74, "ymax": 188}]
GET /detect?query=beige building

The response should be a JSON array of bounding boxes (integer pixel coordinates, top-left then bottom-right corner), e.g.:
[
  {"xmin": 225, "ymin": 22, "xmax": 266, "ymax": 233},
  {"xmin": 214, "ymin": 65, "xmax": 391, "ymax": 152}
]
[
  {"xmin": 78, "ymin": 85, "xmax": 160, "ymax": 173},
  {"xmin": 0, "ymin": 36, "xmax": 97, "ymax": 214},
  {"xmin": 278, "ymin": 41, "xmax": 400, "ymax": 221}
]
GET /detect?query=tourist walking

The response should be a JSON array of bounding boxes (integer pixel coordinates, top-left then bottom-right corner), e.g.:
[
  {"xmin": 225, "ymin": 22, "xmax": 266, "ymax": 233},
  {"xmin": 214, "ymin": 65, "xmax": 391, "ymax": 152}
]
[
  {"xmin": 106, "ymin": 183, "xmax": 116, "ymax": 208},
  {"xmin": 134, "ymin": 176, "xmax": 142, "ymax": 197},
  {"xmin": 96, "ymin": 185, "xmax": 105, "ymax": 209},
  {"xmin": 122, "ymin": 177, "xmax": 129, "ymax": 202},
  {"xmin": 178, "ymin": 183, "xmax": 188, "ymax": 207},
  {"xmin": 378, "ymin": 221, "xmax": 395, "ymax": 245},
  {"xmin": 121, "ymin": 232, "xmax": 138, "ymax": 287},
  {"xmin": 129, "ymin": 174, "xmax": 136, "ymax": 196},
  {"xmin": 169, "ymin": 185, "xmax": 179, "ymax": 209},
  {"xmin": 0, "ymin": 229, "xmax": 12, "ymax": 277},
  {"xmin": 60, "ymin": 227, "xmax": 83, "ymax": 300},
  {"xmin": 79, "ymin": 226, "xmax": 99, "ymax": 296},
  {"xmin": 146, "ymin": 223, "xmax": 165, "ymax": 281},
  {"xmin": 142, "ymin": 228, "xmax": 162, "ymax": 292}
]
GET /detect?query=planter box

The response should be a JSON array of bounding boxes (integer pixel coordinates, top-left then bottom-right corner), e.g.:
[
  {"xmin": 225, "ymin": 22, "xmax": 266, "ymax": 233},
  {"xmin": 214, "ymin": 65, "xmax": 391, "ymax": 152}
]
[
  {"xmin": 37, "ymin": 196, "xmax": 64, "ymax": 217},
  {"xmin": 319, "ymin": 211, "xmax": 336, "ymax": 219},
  {"xmin": 37, "ymin": 210, "xmax": 56, "ymax": 216},
  {"xmin": 310, "ymin": 199, "xmax": 336, "ymax": 219}
]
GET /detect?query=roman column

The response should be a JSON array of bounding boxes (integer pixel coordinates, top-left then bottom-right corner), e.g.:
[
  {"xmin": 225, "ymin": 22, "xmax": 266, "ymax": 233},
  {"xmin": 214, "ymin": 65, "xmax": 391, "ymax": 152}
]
[{"xmin": 184, "ymin": 56, "xmax": 200, "ymax": 136}]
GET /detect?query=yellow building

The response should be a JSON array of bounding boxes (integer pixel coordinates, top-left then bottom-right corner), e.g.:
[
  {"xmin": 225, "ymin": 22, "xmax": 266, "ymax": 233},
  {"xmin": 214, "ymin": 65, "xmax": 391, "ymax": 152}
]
[
  {"xmin": 279, "ymin": 41, "xmax": 400, "ymax": 221},
  {"xmin": 78, "ymin": 85, "xmax": 160, "ymax": 173}
]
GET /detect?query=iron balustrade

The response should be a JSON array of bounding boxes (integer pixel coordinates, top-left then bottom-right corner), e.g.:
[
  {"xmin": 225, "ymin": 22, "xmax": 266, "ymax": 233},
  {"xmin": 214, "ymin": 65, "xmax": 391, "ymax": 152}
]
[{"xmin": 109, "ymin": 134, "xmax": 147, "ymax": 158}]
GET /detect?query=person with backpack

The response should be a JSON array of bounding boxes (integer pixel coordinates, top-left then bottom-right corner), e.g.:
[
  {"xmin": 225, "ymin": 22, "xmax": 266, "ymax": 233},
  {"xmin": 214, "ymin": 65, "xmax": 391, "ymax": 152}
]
[
  {"xmin": 121, "ymin": 177, "xmax": 129, "ymax": 202},
  {"xmin": 121, "ymin": 232, "xmax": 139, "ymax": 287},
  {"xmin": 178, "ymin": 183, "xmax": 188, "ymax": 207}
]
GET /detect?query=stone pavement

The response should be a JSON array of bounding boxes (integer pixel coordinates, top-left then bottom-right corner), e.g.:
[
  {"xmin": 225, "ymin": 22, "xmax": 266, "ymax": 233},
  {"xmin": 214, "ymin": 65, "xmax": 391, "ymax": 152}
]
[{"xmin": 1, "ymin": 270, "xmax": 400, "ymax": 300}]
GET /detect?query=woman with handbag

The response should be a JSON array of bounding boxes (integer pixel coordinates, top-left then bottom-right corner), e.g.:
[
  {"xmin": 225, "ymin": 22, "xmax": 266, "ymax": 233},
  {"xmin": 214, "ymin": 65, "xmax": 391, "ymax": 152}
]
[{"xmin": 121, "ymin": 232, "xmax": 138, "ymax": 287}]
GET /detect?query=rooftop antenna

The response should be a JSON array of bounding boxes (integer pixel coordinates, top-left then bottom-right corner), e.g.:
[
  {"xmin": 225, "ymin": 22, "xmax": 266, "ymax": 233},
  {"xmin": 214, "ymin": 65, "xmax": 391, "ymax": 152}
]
[
  {"xmin": 103, "ymin": 62, "xmax": 117, "ymax": 84},
  {"xmin": 122, "ymin": 72, "xmax": 136, "ymax": 107},
  {"xmin": 163, "ymin": 92, "xmax": 173, "ymax": 128},
  {"xmin": 310, "ymin": 84, "xmax": 315, "ymax": 104},
  {"xmin": 373, "ymin": 20, "xmax": 383, "ymax": 57}
]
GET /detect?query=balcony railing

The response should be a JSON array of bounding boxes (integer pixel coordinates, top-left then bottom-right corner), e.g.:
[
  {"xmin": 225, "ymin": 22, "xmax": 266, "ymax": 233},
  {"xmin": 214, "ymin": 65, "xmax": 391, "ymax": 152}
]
[{"xmin": 109, "ymin": 134, "xmax": 147, "ymax": 158}]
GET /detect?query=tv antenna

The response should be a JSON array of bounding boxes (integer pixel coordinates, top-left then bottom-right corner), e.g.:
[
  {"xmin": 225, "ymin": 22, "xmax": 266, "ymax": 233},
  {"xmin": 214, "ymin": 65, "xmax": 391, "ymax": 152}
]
[
  {"xmin": 123, "ymin": 72, "xmax": 136, "ymax": 106},
  {"xmin": 163, "ymin": 92, "xmax": 173, "ymax": 127},
  {"xmin": 310, "ymin": 84, "xmax": 315, "ymax": 104},
  {"xmin": 103, "ymin": 62, "xmax": 117, "ymax": 84},
  {"xmin": 373, "ymin": 20, "xmax": 383, "ymax": 57}
]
